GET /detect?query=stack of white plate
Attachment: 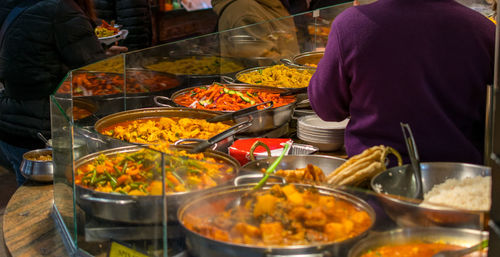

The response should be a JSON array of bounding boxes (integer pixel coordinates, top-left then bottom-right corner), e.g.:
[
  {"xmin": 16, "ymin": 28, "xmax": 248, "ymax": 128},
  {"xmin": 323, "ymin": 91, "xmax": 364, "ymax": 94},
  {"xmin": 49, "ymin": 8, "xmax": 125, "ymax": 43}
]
[{"xmin": 297, "ymin": 115, "xmax": 349, "ymax": 151}]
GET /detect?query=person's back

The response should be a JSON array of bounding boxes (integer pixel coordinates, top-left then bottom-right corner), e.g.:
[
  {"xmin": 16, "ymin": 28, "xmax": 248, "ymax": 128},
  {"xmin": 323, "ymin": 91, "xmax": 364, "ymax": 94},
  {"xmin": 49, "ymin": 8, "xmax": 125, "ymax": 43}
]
[
  {"xmin": 308, "ymin": 0, "xmax": 495, "ymax": 163},
  {"xmin": 93, "ymin": 0, "xmax": 152, "ymax": 50},
  {"xmin": 0, "ymin": 0, "xmax": 106, "ymax": 185},
  {"xmin": 213, "ymin": 0, "xmax": 300, "ymax": 58}
]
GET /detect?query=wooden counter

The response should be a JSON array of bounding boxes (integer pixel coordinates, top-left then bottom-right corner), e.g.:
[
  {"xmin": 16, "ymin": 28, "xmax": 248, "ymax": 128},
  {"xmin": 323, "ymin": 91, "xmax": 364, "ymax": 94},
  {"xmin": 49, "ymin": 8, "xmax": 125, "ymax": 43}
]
[{"xmin": 3, "ymin": 182, "xmax": 66, "ymax": 257}]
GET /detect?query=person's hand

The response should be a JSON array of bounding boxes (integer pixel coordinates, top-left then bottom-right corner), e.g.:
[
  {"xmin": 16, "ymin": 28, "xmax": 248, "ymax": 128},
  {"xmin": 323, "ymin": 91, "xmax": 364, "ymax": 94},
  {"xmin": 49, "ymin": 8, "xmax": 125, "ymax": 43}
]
[
  {"xmin": 105, "ymin": 46, "xmax": 128, "ymax": 56},
  {"xmin": 353, "ymin": 0, "xmax": 360, "ymax": 6}
]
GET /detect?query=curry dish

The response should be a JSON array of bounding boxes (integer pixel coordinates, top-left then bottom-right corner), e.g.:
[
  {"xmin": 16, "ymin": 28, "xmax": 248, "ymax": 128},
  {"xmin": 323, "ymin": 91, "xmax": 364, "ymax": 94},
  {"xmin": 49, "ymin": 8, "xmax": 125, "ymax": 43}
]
[
  {"xmin": 100, "ymin": 117, "xmax": 230, "ymax": 145},
  {"xmin": 146, "ymin": 56, "xmax": 244, "ymax": 75},
  {"xmin": 173, "ymin": 84, "xmax": 295, "ymax": 111},
  {"xmin": 237, "ymin": 64, "xmax": 314, "ymax": 88},
  {"xmin": 360, "ymin": 242, "xmax": 463, "ymax": 257},
  {"xmin": 58, "ymin": 71, "xmax": 180, "ymax": 96},
  {"xmin": 273, "ymin": 164, "xmax": 326, "ymax": 184},
  {"xmin": 75, "ymin": 147, "xmax": 235, "ymax": 195},
  {"xmin": 182, "ymin": 184, "xmax": 372, "ymax": 246}
]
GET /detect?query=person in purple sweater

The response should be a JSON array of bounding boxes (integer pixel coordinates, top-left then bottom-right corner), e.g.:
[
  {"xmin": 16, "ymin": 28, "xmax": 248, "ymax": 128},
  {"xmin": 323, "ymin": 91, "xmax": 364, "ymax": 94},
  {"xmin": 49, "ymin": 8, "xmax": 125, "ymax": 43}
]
[{"xmin": 308, "ymin": 0, "xmax": 495, "ymax": 164}]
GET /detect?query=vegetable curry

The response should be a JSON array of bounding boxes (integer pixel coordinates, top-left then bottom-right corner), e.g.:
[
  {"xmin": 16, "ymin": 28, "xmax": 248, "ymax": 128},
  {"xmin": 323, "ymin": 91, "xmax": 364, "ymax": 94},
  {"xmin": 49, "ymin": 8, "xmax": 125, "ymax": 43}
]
[
  {"xmin": 75, "ymin": 147, "xmax": 235, "ymax": 195},
  {"xmin": 173, "ymin": 84, "xmax": 295, "ymax": 111},
  {"xmin": 182, "ymin": 184, "xmax": 372, "ymax": 246}
]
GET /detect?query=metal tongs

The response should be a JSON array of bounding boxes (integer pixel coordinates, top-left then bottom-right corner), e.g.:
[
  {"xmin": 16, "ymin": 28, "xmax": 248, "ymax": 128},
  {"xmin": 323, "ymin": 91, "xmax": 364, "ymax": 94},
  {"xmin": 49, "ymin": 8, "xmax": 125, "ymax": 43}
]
[
  {"xmin": 206, "ymin": 101, "xmax": 273, "ymax": 123},
  {"xmin": 175, "ymin": 118, "xmax": 253, "ymax": 153}
]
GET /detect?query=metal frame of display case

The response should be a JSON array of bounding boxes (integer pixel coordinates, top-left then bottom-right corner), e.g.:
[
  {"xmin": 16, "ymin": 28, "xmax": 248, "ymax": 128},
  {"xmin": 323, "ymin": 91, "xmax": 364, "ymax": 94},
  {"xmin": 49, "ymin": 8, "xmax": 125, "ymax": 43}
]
[
  {"xmin": 48, "ymin": 1, "xmax": 494, "ymax": 256},
  {"xmin": 489, "ymin": 2, "xmax": 500, "ymax": 254}
]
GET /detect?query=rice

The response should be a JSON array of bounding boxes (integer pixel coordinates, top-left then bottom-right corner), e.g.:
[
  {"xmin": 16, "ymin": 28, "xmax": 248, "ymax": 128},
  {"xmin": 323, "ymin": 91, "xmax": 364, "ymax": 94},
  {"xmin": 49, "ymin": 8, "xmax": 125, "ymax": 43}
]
[{"xmin": 421, "ymin": 176, "xmax": 491, "ymax": 211}]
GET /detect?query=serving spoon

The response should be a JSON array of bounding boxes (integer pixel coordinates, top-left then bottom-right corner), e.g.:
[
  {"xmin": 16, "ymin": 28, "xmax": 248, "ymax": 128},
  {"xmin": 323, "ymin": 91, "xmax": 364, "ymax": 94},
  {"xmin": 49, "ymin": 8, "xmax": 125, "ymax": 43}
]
[
  {"xmin": 400, "ymin": 122, "xmax": 423, "ymax": 199},
  {"xmin": 432, "ymin": 240, "xmax": 488, "ymax": 257}
]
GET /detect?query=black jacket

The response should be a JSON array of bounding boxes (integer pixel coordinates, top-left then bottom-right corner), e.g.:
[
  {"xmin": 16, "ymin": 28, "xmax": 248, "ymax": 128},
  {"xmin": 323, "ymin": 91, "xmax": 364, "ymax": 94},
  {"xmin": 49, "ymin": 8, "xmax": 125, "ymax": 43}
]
[
  {"xmin": 0, "ymin": 0, "xmax": 106, "ymax": 149},
  {"xmin": 93, "ymin": 0, "xmax": 152, "ymax": 50}
]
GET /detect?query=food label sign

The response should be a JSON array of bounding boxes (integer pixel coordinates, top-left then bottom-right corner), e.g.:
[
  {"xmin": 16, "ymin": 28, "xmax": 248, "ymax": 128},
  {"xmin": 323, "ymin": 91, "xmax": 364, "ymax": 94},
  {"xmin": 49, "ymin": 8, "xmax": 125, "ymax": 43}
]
[{"xmin": 108, "ymin": 241, "xmax": 150, "ymax": 257}]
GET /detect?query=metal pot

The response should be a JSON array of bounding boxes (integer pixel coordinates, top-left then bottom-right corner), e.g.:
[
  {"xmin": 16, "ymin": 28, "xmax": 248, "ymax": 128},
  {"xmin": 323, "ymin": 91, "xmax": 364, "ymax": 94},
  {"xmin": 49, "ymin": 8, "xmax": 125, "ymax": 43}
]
[
  {"xmin": 291, "ymin": 51, "xmax": 324, "ymax": 68},
  {"xmin": 348, "ymin": 227, "xmax": 488, "ymax": 257},
  {"xmin": 370, "ymin": 162, "xmax": 491, "ymax": 229},
  {"xmin": 94, "ymin": 107, "xmax": 237, "ymax": 153},
  {"xmin": 230, "ymin": 65, "xmax": 315, "ymax": 90},
  {"xmin": 158, "ymin": 84, "xmax": 297, "ymax": 135},
  {"xmin": 242, "ymin": 154, "xmax": 346, "ymax": 177},
  {"xmin": 228, "ymin": 65, "xmax": 314, "ymax": 104},
  {"xmin": 141, "ymin": 55, "xmax": 254, "ymax": 88},
  {"xmin": 20, "ymin": 148, "xmax": 54, "ymax": 182},
  {"xmin": 178, "ymin": 183, "xmax": 375, "ymax": 257},
  {"xmin": 74, "ymin": 145, "xmax": 241, "ymax": 224},
  {"xmin": 71, "ymin": 98, "xmax": 99, "ymax": 127}
]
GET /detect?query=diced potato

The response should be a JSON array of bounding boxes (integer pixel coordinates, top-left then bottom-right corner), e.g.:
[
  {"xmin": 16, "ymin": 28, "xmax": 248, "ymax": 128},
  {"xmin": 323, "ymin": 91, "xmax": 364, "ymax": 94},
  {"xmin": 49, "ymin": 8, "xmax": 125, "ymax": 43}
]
[
  {"xmin": 253, "ymin": 194, "xmax": 278, "ymax": 218},
  {"xmin": 260, "ymin": 222, "xmax": 283, "ymax": 245},
  {"xmin": 148, "ymin": 180, "xmax": 163, "ymax": 195}
]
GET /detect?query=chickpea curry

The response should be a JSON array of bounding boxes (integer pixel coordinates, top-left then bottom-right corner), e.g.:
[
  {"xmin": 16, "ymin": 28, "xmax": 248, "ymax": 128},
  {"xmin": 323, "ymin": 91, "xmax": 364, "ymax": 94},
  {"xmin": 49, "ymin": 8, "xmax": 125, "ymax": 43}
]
[
  {"xmin": 182, "ymin": 184, "xmax": 372, "ymax": 246},
  {"xmin": 99, "ymin": 117, "xmax": 231, "ymax": 145},
  {"xmin": 75, "ymin": 147, "xmax": 235, "ymax": 195}
]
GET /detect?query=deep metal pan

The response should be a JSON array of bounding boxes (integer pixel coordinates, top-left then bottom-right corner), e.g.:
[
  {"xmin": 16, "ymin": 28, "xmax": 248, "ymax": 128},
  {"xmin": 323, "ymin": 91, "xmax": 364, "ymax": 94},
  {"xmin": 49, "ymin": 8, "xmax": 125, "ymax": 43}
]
[
  {"xmin": 74, "ymin": 145, "xmax": 241, "ymax": 224},
  {"xmin": 242, "ymin": 154, "xmax": 346, "ymax": 177},
  {"xmin": 141, "ymin": 55, "xmax": 257, "ymax": 87},
  {"xmin": 61, "ymin": 69, "xmax": 183, "ymax": 98},
  {"xmin": 227, "ymin": 65, "xmax": 314, "ymax": 105},
  {"xmin": 227, "ymin": 65, "xmax": 316, "ymax": 90},
  {"xmin": 291, "ymin": 51, "xmax": 324, "ymax": 68},
  {"xmin": 178, "ymin": 183, "xmax": 375, "ymax": 257},
  {"xmin": 94, "ymin": 107, "xmax": 237, "ymax": 152},
  {"xmin": 155, "ymin": 84, "xmax": 297, "ymax": 135},
  {"xmin": 348, "ymin": 227, "xmax": 487, "ymax": 257}
]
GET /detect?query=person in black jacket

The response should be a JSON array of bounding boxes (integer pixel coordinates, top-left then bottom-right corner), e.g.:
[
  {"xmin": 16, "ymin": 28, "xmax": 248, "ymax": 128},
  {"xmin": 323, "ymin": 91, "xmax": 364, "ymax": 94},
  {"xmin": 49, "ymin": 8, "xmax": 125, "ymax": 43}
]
[
  {"xmin": 0, "ymin": 0, "xmax": 127, "ymax": 186},
  {"xmin": 93, "ymin": 0, "xmax": 153, "ymax": 50}
]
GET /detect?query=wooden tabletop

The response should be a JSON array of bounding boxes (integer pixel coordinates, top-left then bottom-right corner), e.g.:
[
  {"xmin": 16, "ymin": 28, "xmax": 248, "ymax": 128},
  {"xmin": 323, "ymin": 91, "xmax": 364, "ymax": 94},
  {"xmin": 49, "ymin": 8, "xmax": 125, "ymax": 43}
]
[{"xmin": 3, "ymin": 182, "xmax": 66, "ymax": 257}]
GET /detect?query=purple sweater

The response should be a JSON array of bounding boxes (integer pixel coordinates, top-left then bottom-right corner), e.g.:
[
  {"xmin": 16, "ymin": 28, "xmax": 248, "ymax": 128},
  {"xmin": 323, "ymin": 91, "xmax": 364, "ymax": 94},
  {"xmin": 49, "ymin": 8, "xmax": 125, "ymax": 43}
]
[{"xmin": 308, "ymin": 0, "xmax": 495, "ymax": 164}]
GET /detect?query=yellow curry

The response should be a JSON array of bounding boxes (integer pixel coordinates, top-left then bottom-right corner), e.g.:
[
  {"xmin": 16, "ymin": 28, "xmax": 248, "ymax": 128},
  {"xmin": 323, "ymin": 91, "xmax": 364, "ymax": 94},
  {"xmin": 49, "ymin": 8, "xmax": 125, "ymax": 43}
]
[{"xmin": 100, "ymin": 117, "xmax": 230, "ymax": 145}]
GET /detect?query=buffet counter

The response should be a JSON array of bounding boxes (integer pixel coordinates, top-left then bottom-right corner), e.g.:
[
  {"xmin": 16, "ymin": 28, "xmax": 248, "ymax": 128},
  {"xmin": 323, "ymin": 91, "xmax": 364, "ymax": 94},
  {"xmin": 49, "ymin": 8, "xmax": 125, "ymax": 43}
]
[{"xmin": 2, "ymin": 148, "xmax": 348, "ymax": 257}]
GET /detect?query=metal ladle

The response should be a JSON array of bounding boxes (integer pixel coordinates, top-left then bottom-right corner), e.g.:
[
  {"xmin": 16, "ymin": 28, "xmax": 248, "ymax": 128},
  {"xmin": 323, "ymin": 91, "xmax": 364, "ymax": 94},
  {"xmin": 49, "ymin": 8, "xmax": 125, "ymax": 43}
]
[
  {"xmin": 400, "ymin": 123, "xmax": 423, "ymax": 199},
  {"xmin": 432, "ymin": 239, "xmax": 488, "ymax": 257}
]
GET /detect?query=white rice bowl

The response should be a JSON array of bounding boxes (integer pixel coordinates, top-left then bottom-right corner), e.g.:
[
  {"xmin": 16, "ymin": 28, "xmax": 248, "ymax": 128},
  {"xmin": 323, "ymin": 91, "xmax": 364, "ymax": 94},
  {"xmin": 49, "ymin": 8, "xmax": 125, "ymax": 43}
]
[{"xmin": 421, "ymin": 176, "xmax": 491, "ymax": 211}]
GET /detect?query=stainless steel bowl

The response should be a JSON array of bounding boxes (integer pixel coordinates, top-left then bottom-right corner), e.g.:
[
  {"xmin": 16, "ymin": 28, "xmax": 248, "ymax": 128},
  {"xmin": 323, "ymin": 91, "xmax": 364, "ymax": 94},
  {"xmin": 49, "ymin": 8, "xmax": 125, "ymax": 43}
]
[
  {"xmin": 178, "ymin": 183, "xmax": 375, "ymax": 257},
  {"xmin": 242, "ymin": 154, "xmax": 345, "ymax": 177},
  {"xmin": 292, "ymin": 51, "xmax": 324, "ymax": 68},
  {"xmin": 20, "ymin": 148, "xmax": 54, "ymax": 182},
  {"xmin": 370, "ymin": 162, "xmax": 491, "ymax": 229},
  {"xmin": 348, "ymin": 227, "xmax": 488, "ymax": 257}
]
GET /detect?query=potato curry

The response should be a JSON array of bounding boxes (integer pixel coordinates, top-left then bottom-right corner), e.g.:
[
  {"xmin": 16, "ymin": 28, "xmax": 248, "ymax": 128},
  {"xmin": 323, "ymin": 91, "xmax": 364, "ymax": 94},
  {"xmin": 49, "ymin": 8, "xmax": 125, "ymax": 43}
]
[
  {"xmin": 75, "ymin": 147, "xmax": 235, "ymax": 195},
  {"xmin": 100, "ymin": 117, "xmax": 230, "ymax": 145},
  {"xmin": 182, "ymin": 184, "xmax": 372, "ymax": 246}
]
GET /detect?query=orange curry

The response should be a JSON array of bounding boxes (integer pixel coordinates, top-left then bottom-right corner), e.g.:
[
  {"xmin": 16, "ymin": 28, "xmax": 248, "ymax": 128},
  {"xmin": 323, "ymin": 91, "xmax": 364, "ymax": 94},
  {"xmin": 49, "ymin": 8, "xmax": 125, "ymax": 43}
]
[
  {"xmin": 360, "ymin": 242, "xmax": 463, "ymax": 257},
  {"xmin": 182, "ymin": 184, "xmax": 372, "ymax": 246}
]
